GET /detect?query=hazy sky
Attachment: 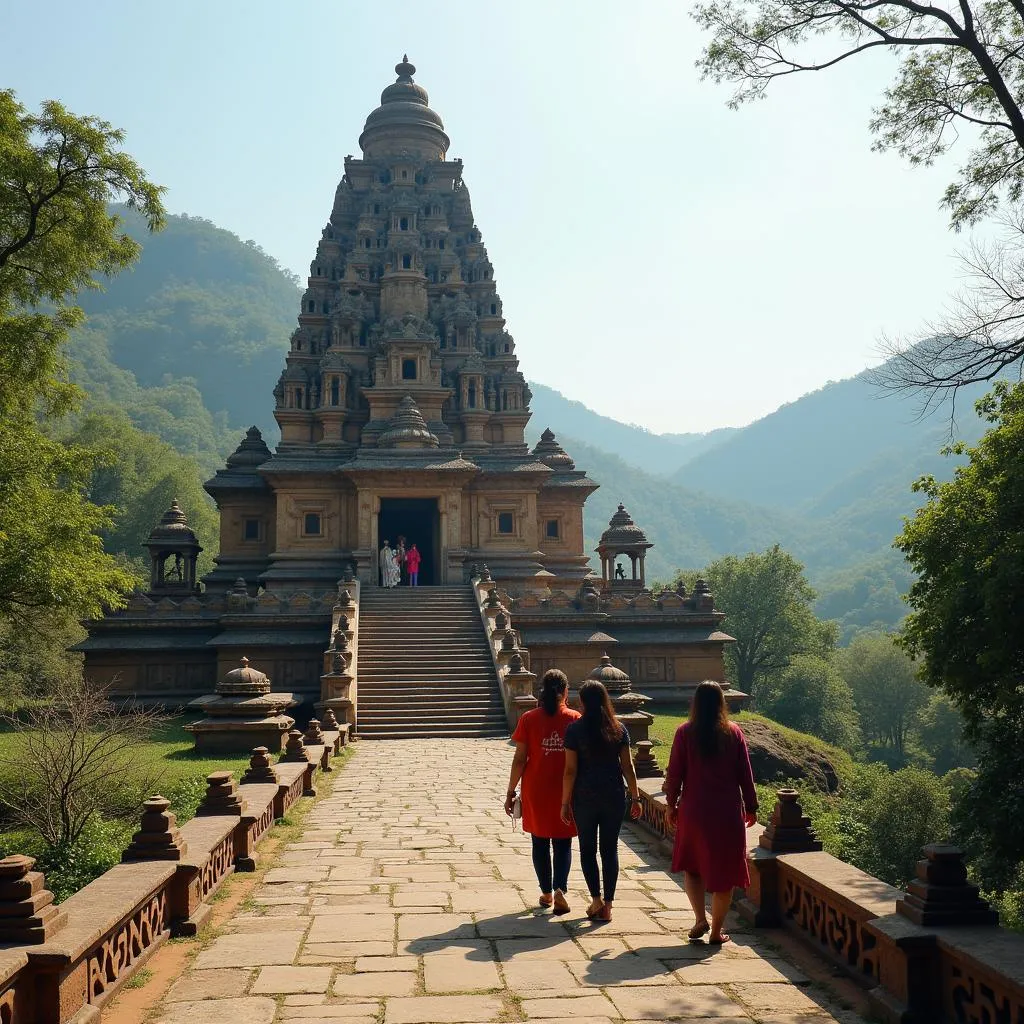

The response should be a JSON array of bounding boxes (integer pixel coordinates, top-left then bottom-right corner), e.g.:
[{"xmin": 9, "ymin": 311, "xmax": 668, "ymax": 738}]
[{"xmin": 3, "ymin": 1, "xmax": 981, "ymax": 432}]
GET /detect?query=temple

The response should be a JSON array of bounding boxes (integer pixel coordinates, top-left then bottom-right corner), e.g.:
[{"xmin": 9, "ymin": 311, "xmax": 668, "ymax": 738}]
[{"xmin": 79, "ymin": 59, "xmax": 741, "ymax": 725}]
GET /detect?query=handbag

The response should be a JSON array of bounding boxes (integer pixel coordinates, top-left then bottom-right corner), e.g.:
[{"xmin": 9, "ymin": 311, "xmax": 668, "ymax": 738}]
[{"xmin": 511, "ymin": 791, "xmax": 522, "ymax": 830}]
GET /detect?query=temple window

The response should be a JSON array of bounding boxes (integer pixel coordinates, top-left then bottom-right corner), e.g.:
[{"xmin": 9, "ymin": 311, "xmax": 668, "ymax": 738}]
[
  {"xmin": 545, "ymin": 519, "xmax": 559, "ymax": 540},
  {"xmin": 504, "ymin": 343, "xmax": 510, "ymax": 353},
  {"xmin": 399, "ymin": 216, "xmax": 409, "ymax": 231},
  {"xmin": 438, "ymin": 239, "xmax": 445, "ymax": 250},
  {"xmin": 303, "ymin": 513, "xmax": 322, "ymax": 537},
  {"xmin": 331, "ymin": 378, "xmax": 340, "ymax": 405},
  {"xmin": 497, "ymin": 512, "xmax": 514, "ymax": 535},
  {"xmin": 307, "ymin": 300, "xmax": 315, "ymax": 312},
  {"xmin": 502, "ymin": 390, "xmax": 508, "ymax": 410},
  {"xmin": 322, "ymin": 302, "xmax": 330, "ymax": 314},
  {"xmin": 374, "ymin": 203, "xmax": 380, "ymax": 214},
  {"xmin": 295, "ymin": 387, "xmax": 304, "ymax": 408},
  {"xmin": 316, "ymin": 266, "xmax": 321, "ymax": 276},
  {"xmin": 491, "ymin": 303, "xmax": 497, "ymax": 315},
  {"xmin": 440, "ymin": 336, "xmax": 446, "ymax": 349},
  {"xmin": 468, "ymin": 382, "xmax": 476, "ymax": 408},
  {"xmin": 401, "ymin": 169, "xmax": 408, "ymax": 179},
  {"xmin": 244, "ymin": 518, "xmax": 261, "ymax": 541},
  {"xmin": 402, "ymin": 358, "xmax": 417, "ymax": 380},
  {"xmin": 402, "ymin": 254, "xmax": 412, "ymax": 269}
]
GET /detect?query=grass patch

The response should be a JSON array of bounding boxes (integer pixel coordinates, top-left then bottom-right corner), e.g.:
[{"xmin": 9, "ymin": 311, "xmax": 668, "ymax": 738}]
[{"xmin": 124, "ymin": 967, "xmax": 153, "ymax": 989}]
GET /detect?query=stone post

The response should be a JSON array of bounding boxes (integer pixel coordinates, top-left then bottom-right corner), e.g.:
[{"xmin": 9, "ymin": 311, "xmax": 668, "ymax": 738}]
[
  {"xmin": 123, "ymin": 795, "xmax": 189, "ymax": 861},
  {"xmin": 634, "ymin": 740, "xmax": 662, "ymax": 779},
  {"xmin": 0, "ymin": 855, "xmax": 67, "ymax": 943},
  {"xmin": 744, "ymin": 789, "xmax": 821, "ymax": 927},
  {"xmin": 281, "ymin": 729, "xmax": 309, "ymax": 762},
  {"xmin": 241, "ymin": 745, "xmax": 279, "ymax": 785},
  {"xmin": 898, "ymin": 845, "xmax": 998, "ymax": 926},
  {"xmin": 196, "ymin": 771, "xmax": 246, "ymax": 816}
]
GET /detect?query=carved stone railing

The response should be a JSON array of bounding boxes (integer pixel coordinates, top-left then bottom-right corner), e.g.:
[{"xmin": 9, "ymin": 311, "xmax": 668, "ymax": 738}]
[
  {"xmin": 632, "ymin": 787, "xmax": 1024, "ymax": 1024},
  {"xmin": 0, "ymin": 729, "xmax": 339, "ymax": 1023},
  {"xmin": 471, "ymin": 567, "xmax": 536, "ymax": 729},
  {"xmin": 317, "ymin": 577, "xmax": 360, "ymax": 737}
]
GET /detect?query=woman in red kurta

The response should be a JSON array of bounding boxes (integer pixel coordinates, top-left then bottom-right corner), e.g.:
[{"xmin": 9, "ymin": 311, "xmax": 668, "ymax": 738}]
[
  {"xmin": 505, "ymin": 670, "xmax": 580, "ymax": 913},
  {"xmin": 664, "ymin": 681, "xmax": 758, "ymax": 944}
]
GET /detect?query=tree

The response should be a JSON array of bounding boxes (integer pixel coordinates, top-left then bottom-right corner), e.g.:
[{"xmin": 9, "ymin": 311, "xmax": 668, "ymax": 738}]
[
  {"xmin": 0, "ymin": 90, "xmax": 164, "ymax": 405},
  {"xmin": 704, "ymin": 545, "xmax": 837, "ymax": 697},
  {"xmin": 917, "ymin": 691, "xmax": 974, "ymax": 773},
  {"xmin": 897, "ymin": 379, "xmax": 1024, "ymax": 868},
  {"xmin": 759, "ymin": 653, "xmax": 862, "ymax": 750},
  {"xmin": 694, "ymin": 1, "xmax": 1024, "ymax": 402},
  {"xmin": 0, "ymin": 676, "xmax": 166, "ymax": 851},
  {"xmin": 0, "ymin": 92, "xmax": 164, "ymax": 635},
  {"xmin": 839, "ymin": 632, "xmax": 927, "ymax": 759}
]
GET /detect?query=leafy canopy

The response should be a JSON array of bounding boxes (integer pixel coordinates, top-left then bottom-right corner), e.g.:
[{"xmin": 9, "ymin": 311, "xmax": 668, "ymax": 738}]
[
  {"xmin": 695, "ymin": 0, "xmax": 1024, "ymax": 228},
  {"xmin": 702, "ymin": 544, "xmax": 837, "ymax": 697}
]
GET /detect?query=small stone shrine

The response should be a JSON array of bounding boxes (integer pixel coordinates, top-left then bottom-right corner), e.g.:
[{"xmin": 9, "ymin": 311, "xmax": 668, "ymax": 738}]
[
  {"xmin": 185, "ymin": 657, "xmax": 299, "ymax": 754},
  {"xmin": 584, "ymin": 653, "xmax": 653, "ymax": 743}
]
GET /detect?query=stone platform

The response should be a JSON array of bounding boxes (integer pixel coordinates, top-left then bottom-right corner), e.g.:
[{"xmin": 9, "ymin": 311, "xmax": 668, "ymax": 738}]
[{"xmin": 150, "ymin": 739, "xmax": 867, "ymax": 1024}]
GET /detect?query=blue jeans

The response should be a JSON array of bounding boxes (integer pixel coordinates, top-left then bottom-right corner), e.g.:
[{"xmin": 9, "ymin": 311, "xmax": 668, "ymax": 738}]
[
  {"xmin": 531, "ymin": 835, "xmax": 572, "ymax": 893},
  {"xmin": 572, "ymin": 790, "xmax": 625, "ymax": 901}
]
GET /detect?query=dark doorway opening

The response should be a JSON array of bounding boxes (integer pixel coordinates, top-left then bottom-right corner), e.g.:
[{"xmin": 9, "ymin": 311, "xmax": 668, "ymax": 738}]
[{"xmin": 378, "ymin": 498, "xmax": 440, "ymax": 585}]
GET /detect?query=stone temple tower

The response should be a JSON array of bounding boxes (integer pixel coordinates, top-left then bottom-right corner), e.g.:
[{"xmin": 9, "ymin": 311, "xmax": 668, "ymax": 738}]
[{"xmin": 203, "ymin": 58, "xmax": 597, "ymax": 591}]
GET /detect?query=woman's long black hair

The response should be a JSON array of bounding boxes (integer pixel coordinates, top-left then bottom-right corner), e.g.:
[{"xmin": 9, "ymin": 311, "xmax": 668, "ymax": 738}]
[
  {"xmin": 539, "ymin": 669, "xmax": 568, "ymax": 715},
  {"xmin": 689, "ymin": 680, "xmax": 732, "ymax": 758},
  {"xmin": 578, "ymin": 679, "xmax": 621, "ymax": 750}
]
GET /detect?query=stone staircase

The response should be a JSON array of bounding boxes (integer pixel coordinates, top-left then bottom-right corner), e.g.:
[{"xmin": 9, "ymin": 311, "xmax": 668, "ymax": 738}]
[{"xmin": 356, "ymin": 586, "xmax": 509, "ymax": 739}]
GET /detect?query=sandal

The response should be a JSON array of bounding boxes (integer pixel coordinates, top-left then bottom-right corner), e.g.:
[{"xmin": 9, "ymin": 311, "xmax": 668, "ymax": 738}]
[
  {"xmin": 539, "ymin": 893, "xmax": 553, "ymax": 908},
  {"xmin": 688, "ymin": 921, "xmax": 710, "ymax": 940},
  {"xmin": 585, "ymin": 898, "xmax": 604, "ymax": 919},
  {"xmin": 708, "ymin": 932, "xmax": 731, "ymax": 944},
  {"xmin": 552, "ymin": 889, "xmax": 570, "ymax": 915},
  {"xmin": 598, "ymin": 903, "xmax": 613, "ymax": 922}
]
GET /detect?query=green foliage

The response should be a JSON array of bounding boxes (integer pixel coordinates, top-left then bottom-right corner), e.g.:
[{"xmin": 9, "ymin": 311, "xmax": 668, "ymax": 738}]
[
  {"xmin": 701, "ymin": 545, "xmax": 837, "ymax": 697},
  {"xmin": 916, "ymin": 692, "xmax": 974, "ymax": 774},
  {"xmin": 694, "ymin": 0, "xmax": 1024, "ymax": 228},
  {"xmin": 0, "ymin": 416, "xmax": 138, "ymax": 629},
  {"xmin": 65, "ymin": 411, "xmax": 219, "ymax": 574},
  {"xmin": 758, "ymin": 654, "xmax": 861, "ymax": 750},
  {"xmin": 839, "ymin": 632, "xmax": 928, "ymax": 761}
]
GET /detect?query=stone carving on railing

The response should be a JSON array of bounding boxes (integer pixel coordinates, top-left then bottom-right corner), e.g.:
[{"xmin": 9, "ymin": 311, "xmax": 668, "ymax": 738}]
[
  {"xmin": 781, "ymin": 872, "xmax": 880, "ymax": 980},
  {"xmin": 320, "ymin": 578, "xmax": 360, "ymax": 730},
  {"xmin": 87, "ymin": 887, "xmax": 168, "ymax": 1003},
  {"xmin": 189, "ymin": 833, "xmax": 235, "ymax": 907},
  {"xmin": 941, "ymin": 949, "xmax": 1024, "ymax": 1024}
]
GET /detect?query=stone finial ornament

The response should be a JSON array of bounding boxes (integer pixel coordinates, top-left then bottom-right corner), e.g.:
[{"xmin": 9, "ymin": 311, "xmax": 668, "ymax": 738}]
[
  {"xmin": 337, "ymin": 613, "xmax": 351, "ymax": 634},
  {"xmin": 484, "ymin": 588, "xmax": 502, "ymax": 611},
  {"xmin": 759, "ymin": 789, "xmax": 822, "ymax": 853},
  {"xmin": 499, "ymin": 629, "xmax": 518, "ymax": 654},
  {"xmin": 898, "ymin": 844, "xmax": 999, "ymax": 926},
  {"xmin": 241, "ymin": 746, "xmax": 279, "ymax": 784},
  {"xmin": 480, "ymin": 564, "xmax": 493, "ymax": 583},
  {"xmin": 494, "ymin": 610, "xmax": 508, "ymax": 631},
  {"xmin": 321, "ymin": 708, "xmax": 339, "ymax": 730},
  {"xmin": 0, "ymin": 855, "xmax": 68, "ymax": 943},
  {"xmin": 331, "ymin": 649, "xmax": 348, "ymax": 674},
  {"xmin": 332, "ymin": 628, "xmax": 350, "ymax": 653},
  {"xmin": 634, "ymin": 740, "xmax": 662, "ymax": 779},
  {"xmin": 337, "ymin": 587, "xmax": 353, "ymax": 608},
  {"xmin": 122, "ymin": 795, "xmax": 189, "ymax": 861},
  {"xmin": 508, "ymin": 650, "xmax": 525, "ymax": 674},
  {"xmin": 304, "ymin": 719, "xmax": 325, "ymax": 745},
  {"xmin": 197, "ymin": 771, "xmax": 246, "ymax": 816},
  {"xmin": 282, "ymin": 729, "xmax": 310, "ymax": 762}
]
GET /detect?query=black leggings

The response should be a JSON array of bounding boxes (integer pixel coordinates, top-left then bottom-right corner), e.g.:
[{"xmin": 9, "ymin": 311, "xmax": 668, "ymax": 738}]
[
  {"xmin": 531, "ymin": 835, "xmax": 572, "ymax": 893},
  {"xmin": 572, "ymin": 791, "xmax": 625, "ymax": 901}
]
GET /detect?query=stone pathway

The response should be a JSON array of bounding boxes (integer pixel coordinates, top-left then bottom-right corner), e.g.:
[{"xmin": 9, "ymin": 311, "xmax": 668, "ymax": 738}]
[{"xmin": 153, "ymin": 740, "xmax": 868, "ymax": 1024}]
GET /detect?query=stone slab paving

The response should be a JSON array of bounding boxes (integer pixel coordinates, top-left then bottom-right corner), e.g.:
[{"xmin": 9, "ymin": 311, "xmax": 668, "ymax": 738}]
[{"xmin": 153, "ymin": 739, "xmax": 869, "ymax": 1024}]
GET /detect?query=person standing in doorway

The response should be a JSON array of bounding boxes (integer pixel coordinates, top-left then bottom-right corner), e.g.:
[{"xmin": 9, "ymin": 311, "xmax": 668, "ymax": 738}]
[
  {"xmin": 406, "ymin": 543, "xmax": 422, "ymax": 586},
  {"xmin": 663, "ymin": 680, "xmax": 758, "ymax": 945},
  {"xmin": 379, "ymin": 539, "xmax": 399, "ymax": 588},
  {"xmin": 395, "ymin": 536, "xmax": 408, "ymax": 585},
  {"xmin": 561, "ymin": 680, "xmax": 642, "ymax": 921},
  {"xmin": 505, "ymin": 670, "xmax": 580, "ymax": 913}
]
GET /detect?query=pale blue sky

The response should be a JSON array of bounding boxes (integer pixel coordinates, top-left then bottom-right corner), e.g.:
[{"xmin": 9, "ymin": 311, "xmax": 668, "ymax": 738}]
[{"xmin": 3, "ymin": 0, "xmax": 976, "ymax": 432}]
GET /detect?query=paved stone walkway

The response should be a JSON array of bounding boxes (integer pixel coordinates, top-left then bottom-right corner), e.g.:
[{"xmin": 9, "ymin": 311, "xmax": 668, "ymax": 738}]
[{"xmin": 153, "ymin": 740, "xmax": 868, "ymax": 1024}]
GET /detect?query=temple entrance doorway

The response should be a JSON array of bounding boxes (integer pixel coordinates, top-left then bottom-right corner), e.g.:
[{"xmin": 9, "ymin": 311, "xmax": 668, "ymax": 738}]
[{"xmin": 378, "ymin": 498, "xmax": 440, "ymax": 585}]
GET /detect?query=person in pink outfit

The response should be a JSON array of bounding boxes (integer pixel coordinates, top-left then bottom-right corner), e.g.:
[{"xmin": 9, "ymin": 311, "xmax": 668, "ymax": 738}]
[
  {"xmin": 663, "ymin": 681, "xmax": 758, "ymax": 944},
  {"xmin": 405, "ymin": 543, "xmax": 422, "ymax": 586}
]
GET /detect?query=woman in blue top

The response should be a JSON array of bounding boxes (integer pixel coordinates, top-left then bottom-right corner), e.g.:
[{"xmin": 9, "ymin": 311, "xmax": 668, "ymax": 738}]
[{"xmin": 560, "ymin": 680, "xmax": 642, "ymax": 921}]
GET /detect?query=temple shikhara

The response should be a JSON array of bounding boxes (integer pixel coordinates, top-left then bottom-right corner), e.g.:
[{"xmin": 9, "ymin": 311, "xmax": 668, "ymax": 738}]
[{"xmin": 80, "ymin": 59, "xmax": 741, "ymax": 737}]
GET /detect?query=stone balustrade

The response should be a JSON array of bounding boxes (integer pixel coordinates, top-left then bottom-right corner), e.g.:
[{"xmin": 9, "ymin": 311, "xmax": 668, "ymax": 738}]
[
  {"xmin": 471, "ymin": 567, "xmax": 537, "ymax": 729},
  {"xmin": 0, "ymin": 730, "xmax": 339, "ymax": 1023},
  {"xmin": 633, "ymin": 783, "xmax": 1024, "ymax": 1024},
  {"xmin": 317, "ymin": 577, "xmax": 360, "ymax": 737}
]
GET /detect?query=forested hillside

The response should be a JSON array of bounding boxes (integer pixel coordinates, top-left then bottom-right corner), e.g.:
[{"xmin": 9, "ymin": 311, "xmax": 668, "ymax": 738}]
[{"xmin": 62, "ymin": 205, "xmax": 981, "ymax": 639}]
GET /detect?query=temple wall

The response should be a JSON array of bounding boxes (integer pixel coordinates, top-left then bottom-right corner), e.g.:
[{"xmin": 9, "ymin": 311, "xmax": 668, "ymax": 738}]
[{"xmin": 87, "ymin": 652, "xmax": 217, "ymax": 704}]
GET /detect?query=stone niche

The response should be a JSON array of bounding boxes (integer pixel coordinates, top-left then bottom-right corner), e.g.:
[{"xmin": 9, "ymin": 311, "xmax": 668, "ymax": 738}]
[{"xmin": 185, "ymin": 657, "xmax": 300, "ymax": 754}]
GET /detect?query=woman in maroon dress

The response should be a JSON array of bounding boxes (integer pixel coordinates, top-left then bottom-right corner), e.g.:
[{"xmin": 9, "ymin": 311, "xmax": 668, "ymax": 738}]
[{"xmin": 663, "ymin": 681, "xmax": 758, "ymax": 944}]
